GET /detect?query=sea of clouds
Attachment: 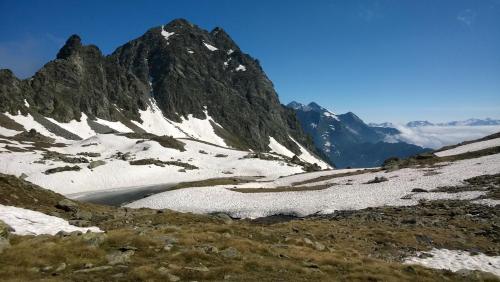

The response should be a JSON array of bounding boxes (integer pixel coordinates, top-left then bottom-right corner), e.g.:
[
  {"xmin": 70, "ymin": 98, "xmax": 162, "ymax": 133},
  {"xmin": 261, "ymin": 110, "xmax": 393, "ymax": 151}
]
[{"xmin": 385, "ymin": 125, "xmax": 500, "ymax": 149}]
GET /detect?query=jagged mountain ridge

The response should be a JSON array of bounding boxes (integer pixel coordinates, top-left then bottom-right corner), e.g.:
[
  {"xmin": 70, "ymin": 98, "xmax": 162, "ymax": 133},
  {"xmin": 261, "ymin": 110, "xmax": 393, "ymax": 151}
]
[
  {"xmin": 288, "ymin": 101, "xmax": 430, "ymax": 168},
  {"xmin": 0, "ymin": 18, "xmax": 324, "ymax": 161}
]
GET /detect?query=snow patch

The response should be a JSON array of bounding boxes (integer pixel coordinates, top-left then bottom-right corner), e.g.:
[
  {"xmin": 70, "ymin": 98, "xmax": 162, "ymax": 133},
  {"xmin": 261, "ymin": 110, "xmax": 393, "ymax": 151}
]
[
  {"xmin": 435, "ymin": 137, "xmax": 500, "ymax": 157},
  {"xmin": 235, "ymin": 64, "xmax": 246, "ymax": 72},
  {"xmin": 46, "ymin": 113, "xmax": 96, "ymax": 139},
  {"xmin": 5, "ymin": 112, "xmax": 60, "ymax": 140},
  {"xmin": 289, "ymin": 136, "xmax": 330, "ymax": 169},
  {"xmin": 0, "ymin": 204, "xmax": 101, "ymax": 236},
  {"xmin": 23, "ymin": 99, "xmax": 29, "ymax": 108},
  {"xmin": 203, "ymin": 41, "xmax": 218, "ymax": 51},
  {"xmin": 0, "ymin": 126, "xmax": 21, "ymax": 137},
  {"xmin": 131, "ymin": 101, "xmax": 186, "ymax": 138},
  {"xmin": 160, "ymin": 25, "xmax": 175, "ymax": 43},
  {"xmin": 176, "ymin": 109, "xmax": 227, "ymax": 147},
  {"xmin": 95, "ymin": 118, "xmax": 133, "ymax": 133},
  {"xmin": 268, "ymin": 137, "xmax": 294, "ymax": 157},
  {"xmin": 404, "ymin": 248, "xmax": 500, "ymax": 276},
  {"xmin": 323, "ymin": 111, "xmax": 339, "ymax": 121}
]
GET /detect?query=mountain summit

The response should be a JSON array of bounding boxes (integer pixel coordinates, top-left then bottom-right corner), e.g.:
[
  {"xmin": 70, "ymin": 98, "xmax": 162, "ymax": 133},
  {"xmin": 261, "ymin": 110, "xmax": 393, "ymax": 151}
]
[
  {"xmin": 288, "ymin": 101, "xmax": 429, "ymax": 168},
  {"xmin": 0, "ymin": 19, "xmax": 326, "ymax": 163}
]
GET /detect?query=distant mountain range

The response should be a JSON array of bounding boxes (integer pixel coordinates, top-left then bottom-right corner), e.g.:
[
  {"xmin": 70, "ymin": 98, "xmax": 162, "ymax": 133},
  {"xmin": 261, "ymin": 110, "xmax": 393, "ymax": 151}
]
[
  {"xmin": 288, "ymin": 102, "xmax": 429, "ymax": 168},
  {"xmin": 370, "ymin": 118, "xmax": 500, "ymax": 128}
]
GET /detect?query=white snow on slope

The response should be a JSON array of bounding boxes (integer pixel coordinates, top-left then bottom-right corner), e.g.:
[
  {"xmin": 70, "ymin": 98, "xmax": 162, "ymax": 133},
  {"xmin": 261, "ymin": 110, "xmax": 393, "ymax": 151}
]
[
  {"xmin": 127, "ymin": 153, "xmax": 500, "ymax": 218},
  {"xmin": 23, "ymin": 99, "xmax": 29, "ymax": 108},
  {"xmin": 268, "ymin": 137, "xmax": 294, "ymax": 157},
  {"xmin": 95, "ymin": 118, "xmax": 133, "ymax": 133},
  {"xmin": 235, "ymin": 64, "xmax": 246, "ymax": 72},
  {"xmin": 176, "ymin": 109, "xmax": 227, "ymax": 147},
  {"xmin": 323, "ymin": 111, "xmax": 339, "ymax": 120},
  {"xmin": 236, "ymin": 168, "xmax": 360, "ymax": 189},
  {"xmin": 46, "ymin": 113, "xmax": 95, "ymax": 139},
  {"xmin": 435, "ymin": 137, "xmax": 500, "ymax": 157},
  {"xmin": 4, "ymin": 112, "xmax": 60, "ymax": 140},
  {"xmin": 0, "ymin": 134, "xmax": 302, "ymax": 195},
  {"xmin": 203, "ymin": 41, "xmax": 218, "ymax": 51},
  {"xmin": 0, "ymin": 126, "xmax": 21, "ymax": 137},
  {"xmin": 268, "ymin": 137, "xmax": 330, "ymax": 169},
  {"xmin": 131, "ymin": 101, "xmax": 187, "ymax": 138},
  {"xmin": 160, "ymin": 25, "xmax": 175, "ymax": 43},
  {"xmin": 290, "ymin": 136, "xmax": 330, "ymax": 169},
  {"xmin": 405, "ymin": 249, "xmax": 500, "ymax": 276},
  {"xmin": 0, "ymin": 204, "xmax": 101, "ymax": 236}
]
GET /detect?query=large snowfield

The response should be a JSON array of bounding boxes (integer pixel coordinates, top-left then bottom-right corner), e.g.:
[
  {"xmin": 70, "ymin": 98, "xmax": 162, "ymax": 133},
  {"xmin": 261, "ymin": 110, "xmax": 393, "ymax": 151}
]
[
  {"xmin": 0, "ymin": 204, "xmax": 101, "ymax": 235},
  {"xmin": 127, "ymin": 152, "xmax": 500, "ymax": 218},
  {"xmin": 0, "ymin": 101, "xmax": 328, "ymax": 195}
]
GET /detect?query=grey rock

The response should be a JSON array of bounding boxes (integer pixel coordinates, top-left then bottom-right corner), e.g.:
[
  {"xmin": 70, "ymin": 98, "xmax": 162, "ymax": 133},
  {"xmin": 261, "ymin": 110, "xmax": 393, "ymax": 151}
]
[
  {"xmin": 68, "ymin": 220, "xmax": 91, "ymax": 227},
  {"xmin": 220, "ymin": 247, "xmax": 240, "ymax": 258},
  {"xmin": 55, "ymin": 262, "xmax": 67, "ymax": 272},
  {"xmin": 56, "ymin": 199, "xmax": 79, "ymax": 212},
  {"xmin": 74, "ymin": 265, "xmax": 113, "ymax": 273},
  {"xmin": 106, "ymin": 250, "xmax": 135, "ymax": 265},
  {"xmin": 74, "ymin": 210, "xmax": 93, "ymax": 221},
  {"xmin": 82, "ymin": 232, "xmax": 107, "ymax": 247},
  {"xmin": 0, "ymin": 220, "xmax": 14, "ymax": 239},
  {"xmin": 88, "ymin": 160, "xmax": 106, "ymax": 169}
]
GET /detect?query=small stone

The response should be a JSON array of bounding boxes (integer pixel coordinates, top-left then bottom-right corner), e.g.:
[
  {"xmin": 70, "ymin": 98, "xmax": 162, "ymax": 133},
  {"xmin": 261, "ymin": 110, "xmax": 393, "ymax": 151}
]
[
  {"xmin": 68, "ymin": 220, "xmax": 91, "ymax": 227},
  {"xmin": 220, "ymin": 247, "xmax": 240, "ymax": 258},
  {"xmin": 82, "ymin": 232, "xmax": 107, "ymax": 247},
  {"xmin": 302, "ymin": 261, "xmax": 319, "ymax": 268},
  {"xmin": 106, "ymin": 250, "xmax": 135, "ymax": 265},
  {"xmin": 303, "ymin": 238, "xmax": 313, "ymax": 245},
  {"xmin": 55, "ymin": 262, "xmax": 67, "ymax": 272},
  {"xmin": 314, "ymin": 241, "xmax": 326, "ymax": 251},
  {"xmin": 411, "ymin": 188, "xmax": 428, "ymax": 193},
  {"xmin": 184, "ymin": 264, "xmax": 209, "ymax": 272},
  {"xmin": 74, "ymin": 265, "xmax": 112, "ymax": 273},
  {"xmin": 212, "ymin": 213, "xmax": 233, "ymax": 224},
  {"xmin": 167, "ymin": 273, "xmax": 180, "ymax": 281},
  {"xmin": 88, "ymin": 160, "xmax": 106, "ymax": 169}
]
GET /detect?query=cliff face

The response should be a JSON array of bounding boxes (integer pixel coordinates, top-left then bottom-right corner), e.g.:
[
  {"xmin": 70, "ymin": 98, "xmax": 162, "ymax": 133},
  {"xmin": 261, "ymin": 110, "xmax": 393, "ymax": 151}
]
[{"xmin": 0, "ymin": 19, "xmax": 323, "ymax": 157}]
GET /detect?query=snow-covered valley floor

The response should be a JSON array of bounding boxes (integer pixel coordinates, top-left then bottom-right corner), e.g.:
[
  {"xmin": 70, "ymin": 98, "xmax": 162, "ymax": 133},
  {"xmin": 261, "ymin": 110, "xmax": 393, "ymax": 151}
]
[{"xmin": 127, "ymin": 152, "xmax": 500, "ymax": 218}]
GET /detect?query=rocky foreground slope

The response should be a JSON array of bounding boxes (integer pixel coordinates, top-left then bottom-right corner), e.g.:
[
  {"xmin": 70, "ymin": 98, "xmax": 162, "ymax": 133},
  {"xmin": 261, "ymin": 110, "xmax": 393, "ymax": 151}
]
[{"xmin": 0, "ymin": 133, "xmax": 499, "ymax": 281}]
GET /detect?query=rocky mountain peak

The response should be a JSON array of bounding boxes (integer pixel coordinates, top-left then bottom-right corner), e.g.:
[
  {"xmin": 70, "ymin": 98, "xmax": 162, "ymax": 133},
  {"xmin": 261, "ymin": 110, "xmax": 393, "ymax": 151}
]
[
  {"xmin": 0, "ymin": 19, "xmax": 324, "ymax": 159},
  {"xmin": 307, "ymin": 102, "xmax": 326, "ymax": 112},
  {"xmin": 56, "ymin": 34, "xmax": 83, "ymax": 59}
]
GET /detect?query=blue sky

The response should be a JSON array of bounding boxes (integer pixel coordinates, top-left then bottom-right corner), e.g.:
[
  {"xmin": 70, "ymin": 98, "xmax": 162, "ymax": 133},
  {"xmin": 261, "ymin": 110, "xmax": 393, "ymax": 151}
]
[{"xmin": 1, "ymin": 0, "xmax": 499, "ymax": 123}]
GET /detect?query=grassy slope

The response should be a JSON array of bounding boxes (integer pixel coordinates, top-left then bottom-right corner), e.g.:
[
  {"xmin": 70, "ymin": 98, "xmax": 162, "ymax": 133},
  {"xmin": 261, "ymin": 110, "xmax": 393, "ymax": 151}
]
[{"xmin": 0, "ymin": 173, "xmax": 499, "ymax": 281}]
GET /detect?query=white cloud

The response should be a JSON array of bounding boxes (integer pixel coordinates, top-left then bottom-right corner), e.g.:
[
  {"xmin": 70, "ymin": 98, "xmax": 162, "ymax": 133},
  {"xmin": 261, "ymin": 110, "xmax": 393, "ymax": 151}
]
[{"xmin": 387, "ymin": 125, "xmax": 500, "ymax": 149}]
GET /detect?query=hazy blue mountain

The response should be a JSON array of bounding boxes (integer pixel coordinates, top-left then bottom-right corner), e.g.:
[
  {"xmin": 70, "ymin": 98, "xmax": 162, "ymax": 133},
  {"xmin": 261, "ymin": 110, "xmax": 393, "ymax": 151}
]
[{"xmin": 288, "ymin": 101, "xmax": 430, "ymax": 168}]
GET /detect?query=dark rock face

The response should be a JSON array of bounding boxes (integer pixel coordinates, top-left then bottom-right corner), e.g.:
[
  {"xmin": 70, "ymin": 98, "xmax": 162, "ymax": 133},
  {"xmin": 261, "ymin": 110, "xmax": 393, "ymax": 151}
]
[
  {"xmin": 288, "ymin": 101, "xmax": 430, "ymax": 168},
  {"xmin": 0, "ymin": 18, "xmax": 320, "ymax": 156}
]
